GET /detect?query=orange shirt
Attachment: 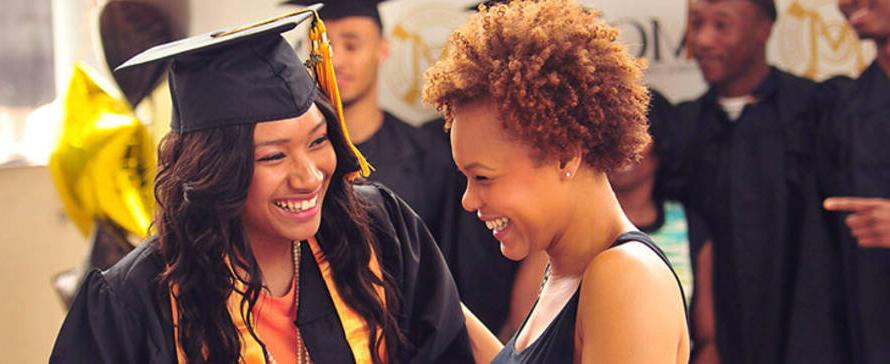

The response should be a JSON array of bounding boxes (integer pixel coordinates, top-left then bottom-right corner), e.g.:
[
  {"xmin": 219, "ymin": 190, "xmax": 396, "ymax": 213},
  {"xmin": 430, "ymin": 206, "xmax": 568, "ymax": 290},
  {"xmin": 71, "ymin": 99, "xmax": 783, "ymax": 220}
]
[{"xmin": 254, "ymin": 277, "xmax": 298, "ymax": 363}]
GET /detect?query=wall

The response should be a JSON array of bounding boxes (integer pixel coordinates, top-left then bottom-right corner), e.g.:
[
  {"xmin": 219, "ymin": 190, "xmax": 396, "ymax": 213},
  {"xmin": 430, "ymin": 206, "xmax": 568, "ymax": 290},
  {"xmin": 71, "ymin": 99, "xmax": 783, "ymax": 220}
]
[{"xmin": 0, "ymin": 166, "xmax": 86, "ymax": 363}]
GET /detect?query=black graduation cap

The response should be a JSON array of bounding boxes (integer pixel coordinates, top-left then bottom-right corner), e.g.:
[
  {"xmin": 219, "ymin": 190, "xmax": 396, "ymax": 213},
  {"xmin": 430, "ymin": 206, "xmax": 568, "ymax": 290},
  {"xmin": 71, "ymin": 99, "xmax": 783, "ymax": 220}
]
[
  {"xmin": 116, "ymin": 4, "xmax": 372, "ymax": 177},
  {"xmin": 281, "ymin": 0, "xmax": 383, "ymax": 29},
  {"xmin": 751, "ymin": 0, "xmax": 777, "ymax": 21},
  {"xmin": 116, "ymin": 7, "xmax": 321, "ymax": 133}
]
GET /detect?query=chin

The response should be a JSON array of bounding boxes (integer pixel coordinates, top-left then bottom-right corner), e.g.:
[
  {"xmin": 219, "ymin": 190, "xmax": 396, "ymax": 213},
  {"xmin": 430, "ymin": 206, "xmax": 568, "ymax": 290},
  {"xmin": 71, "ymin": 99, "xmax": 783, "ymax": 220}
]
[
  {"xmin": 285, "ymin": 219, "xmax": 323, "ymax": 242},
  {"xmin": 499, "ymin": 243, "xmax": 529, "ymax": 262},
  {"xmin": 701, "ymin": 72, "xmax": 724, "ymax": 86}
]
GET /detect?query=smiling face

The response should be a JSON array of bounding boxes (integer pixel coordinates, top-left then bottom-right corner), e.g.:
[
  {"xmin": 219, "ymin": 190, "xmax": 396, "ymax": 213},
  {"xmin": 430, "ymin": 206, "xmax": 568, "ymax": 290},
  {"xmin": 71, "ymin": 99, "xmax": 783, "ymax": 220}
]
[
  {"xmin": 450, "ymin": 100, "xmax": 573, "ymax": 261},
  {"xmin": 242, "ymin": 103, "xmax": 337, "ymax": 247},
  {"xmin": 839, "ymin": 0, "xmax": 890, "ymax": 40},
  {"xmin": 688, "ymin": 0, "xmax": 772, "ymax": 88},
  {"xmin": 326, "ymin": 16, "xmax": 388, "ymax": 107}
]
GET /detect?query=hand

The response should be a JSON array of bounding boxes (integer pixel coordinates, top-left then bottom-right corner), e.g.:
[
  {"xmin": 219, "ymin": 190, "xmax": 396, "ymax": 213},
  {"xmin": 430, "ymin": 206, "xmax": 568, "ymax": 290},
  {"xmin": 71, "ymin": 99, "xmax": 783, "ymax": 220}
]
[{"xmin": 824, "ymin": 197, "xmax": 890, "ymax": 248}]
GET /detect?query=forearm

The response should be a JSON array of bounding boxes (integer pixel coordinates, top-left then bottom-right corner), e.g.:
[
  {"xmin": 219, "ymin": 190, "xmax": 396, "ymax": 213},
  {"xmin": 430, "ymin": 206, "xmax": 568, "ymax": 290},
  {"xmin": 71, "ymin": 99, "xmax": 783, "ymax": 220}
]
[
  {"xmin": 462, "ymin": 303, "xmax": 503, "ymax": 364},
  {"xmin": 692, "ymin": 240, "xmax": 719, "ymax": 364}
]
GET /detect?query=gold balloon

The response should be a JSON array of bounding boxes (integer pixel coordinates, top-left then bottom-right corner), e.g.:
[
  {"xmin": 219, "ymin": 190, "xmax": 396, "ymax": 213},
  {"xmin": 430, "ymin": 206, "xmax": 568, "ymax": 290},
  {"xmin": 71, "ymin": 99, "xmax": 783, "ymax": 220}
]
[{"xmin": 48, "ymin": 63, "xmax": 156, "ymax": 239}]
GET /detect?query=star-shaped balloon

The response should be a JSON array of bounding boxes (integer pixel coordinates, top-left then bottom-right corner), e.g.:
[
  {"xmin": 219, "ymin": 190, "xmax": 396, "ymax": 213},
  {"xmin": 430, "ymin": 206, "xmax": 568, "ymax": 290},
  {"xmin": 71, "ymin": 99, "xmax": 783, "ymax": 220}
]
[{"xmin": 48, "ymin": 63, "xmax": 156, "ymax": 239}]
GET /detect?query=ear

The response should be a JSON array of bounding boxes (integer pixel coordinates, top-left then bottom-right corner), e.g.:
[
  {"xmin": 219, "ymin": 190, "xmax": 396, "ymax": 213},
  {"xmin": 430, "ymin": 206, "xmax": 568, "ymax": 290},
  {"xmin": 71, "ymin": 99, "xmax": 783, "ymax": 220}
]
[
  {"xmin": 378, "ymin": 37, "xmax": 390, "ymax": 64},
  {"xmin": 754, "ymin": 16, "xmax": 773, "ymax": 43},
  {"xmin": 558, "ymin": 147, "xmax": 583, "ymax": 179}
]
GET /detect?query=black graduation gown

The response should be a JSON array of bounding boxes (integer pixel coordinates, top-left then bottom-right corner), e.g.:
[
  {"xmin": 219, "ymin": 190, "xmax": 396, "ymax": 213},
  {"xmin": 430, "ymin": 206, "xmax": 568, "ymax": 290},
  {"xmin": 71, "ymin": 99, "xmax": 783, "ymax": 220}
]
[
  {"xmin": 818, "ymin": 61, "xmax": 890, "ymax": 364},
  {"xmin": 364, "ymin": 114, "xmax": 518, "ymax": 333},
  {"xmin": 677, "ymin": 68, "xmax": 848, "ymax": 364},
  {"xmin": 49, "ymin": 184, "xmax": 473, "ymax": 364},
  {"xmin": 355, "ymin": 112, "xmax": 452, "ymax": 241}
]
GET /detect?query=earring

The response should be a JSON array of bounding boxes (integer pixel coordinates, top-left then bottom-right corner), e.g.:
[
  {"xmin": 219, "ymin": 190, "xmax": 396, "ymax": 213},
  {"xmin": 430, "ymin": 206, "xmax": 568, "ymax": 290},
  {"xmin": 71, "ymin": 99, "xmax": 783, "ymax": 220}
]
[{"xmin": 565, "ymin": 171, "xmax": 572, "ymax": 177}]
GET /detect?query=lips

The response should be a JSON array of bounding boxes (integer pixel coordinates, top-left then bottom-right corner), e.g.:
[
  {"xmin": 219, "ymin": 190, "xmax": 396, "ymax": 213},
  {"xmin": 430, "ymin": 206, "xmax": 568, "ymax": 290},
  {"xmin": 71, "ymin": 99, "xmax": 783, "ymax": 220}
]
[
  {"xmin": 273, "ymin": 195, "xmax": 318, "ymax": 212},
  {"xmin": 696, "ymin": 55, "xmax": 722, "ymax": 67},
  {"xmin": 479, "ymin": 213, "xmax": 512, "ymax": 241},
  {"xmin": 336, "ymin": 75, "xmax": 352, "ymax": 89}
]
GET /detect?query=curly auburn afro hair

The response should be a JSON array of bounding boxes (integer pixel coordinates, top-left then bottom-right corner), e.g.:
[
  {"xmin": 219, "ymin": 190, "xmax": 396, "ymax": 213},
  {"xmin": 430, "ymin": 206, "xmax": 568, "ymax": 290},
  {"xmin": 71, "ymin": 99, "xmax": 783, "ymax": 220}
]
[{"xmin": 423, "ymin": 0, "xmax": 651, "ymax": 172}]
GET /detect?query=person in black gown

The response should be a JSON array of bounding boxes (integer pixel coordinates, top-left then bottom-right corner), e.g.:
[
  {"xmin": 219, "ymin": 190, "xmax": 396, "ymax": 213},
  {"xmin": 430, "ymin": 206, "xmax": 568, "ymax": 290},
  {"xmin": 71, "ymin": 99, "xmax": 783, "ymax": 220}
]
[
  {"xmin": 50, "ymin": 11, "xmax": 472, "ymax": 364},
  {"xmin": 424, "ymin": 1, "xmax": 690, "ymax": 363},
  {"xmin": 681, "ymin": 1, "xmax": 849, "ymax": 363},
  {"xmin": 818, "ymin": 1, "xmax": 890, "ymax": 362}
]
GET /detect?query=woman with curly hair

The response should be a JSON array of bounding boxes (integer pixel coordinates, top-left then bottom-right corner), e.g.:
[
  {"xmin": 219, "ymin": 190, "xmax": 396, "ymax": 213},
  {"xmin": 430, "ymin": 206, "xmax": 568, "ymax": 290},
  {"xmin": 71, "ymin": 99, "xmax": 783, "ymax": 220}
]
[
  {"xmin": 51, "ymin": 12, "xmax": 472, "ymax": 364},
  {"xmin": 424, "ymin": 1, "xmax": 689, "ymax": 363}
]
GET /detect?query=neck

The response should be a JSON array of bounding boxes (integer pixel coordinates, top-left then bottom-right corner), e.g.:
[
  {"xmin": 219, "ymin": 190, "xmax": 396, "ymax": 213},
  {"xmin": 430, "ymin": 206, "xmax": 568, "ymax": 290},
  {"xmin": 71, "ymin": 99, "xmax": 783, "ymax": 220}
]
[
  {"xmin": 717, "ymin": 55, "xmax": 770, "ymax": 97},
  {"xmin": 546, "ymin": 171, "xmax": 637, "ymax": 280},
  {"xmin": 614, "ymin": 179, "xmax": 658, "ymax": 229},
  {"xmin": 877, "ymin": 38, "xmax": 890, "ymax": 76},
  {"xmin": 343, "ymin": 86, "xmax": 384, "ymax": 144},
  {"xmin": 249, "ymin": 237, "xmax": 295, "ymax": 296}
]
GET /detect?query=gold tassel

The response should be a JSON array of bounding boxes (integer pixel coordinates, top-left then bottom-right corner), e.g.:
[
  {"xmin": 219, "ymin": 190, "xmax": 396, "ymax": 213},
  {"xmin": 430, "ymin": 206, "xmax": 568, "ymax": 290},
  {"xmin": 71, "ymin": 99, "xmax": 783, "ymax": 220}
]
[{"xmin": 308, "ymin": 15, "xmax": 373, "ymax": 179}]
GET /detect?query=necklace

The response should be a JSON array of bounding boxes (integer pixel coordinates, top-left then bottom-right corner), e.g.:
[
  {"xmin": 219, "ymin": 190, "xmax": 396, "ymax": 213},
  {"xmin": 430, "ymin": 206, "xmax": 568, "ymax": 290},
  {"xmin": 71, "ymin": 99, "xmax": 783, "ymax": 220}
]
[{"xmin": 268, "ymin": 240, "xmax": 311, "ymax": 364}]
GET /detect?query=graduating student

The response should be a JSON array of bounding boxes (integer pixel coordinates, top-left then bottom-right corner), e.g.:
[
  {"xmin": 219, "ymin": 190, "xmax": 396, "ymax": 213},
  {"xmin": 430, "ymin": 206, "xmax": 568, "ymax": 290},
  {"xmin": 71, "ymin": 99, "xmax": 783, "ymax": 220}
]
[
  {"xmin": 681, "ymin": 1, "xmax": 847, "ymax": 363},
  {"xmin": 818, "ymin": 1, "xmax": 890, "ymax": 362},
  {"xmin": 283, "ymin": 0, "xmax": 521, "ymax": 337},
  {"xmin": 50, "ymin": 10, "xmax": 472, "ymax": 364},
  {"xmin": 424, "ymin": 1, "xmax": 689, "ymax": 363}
]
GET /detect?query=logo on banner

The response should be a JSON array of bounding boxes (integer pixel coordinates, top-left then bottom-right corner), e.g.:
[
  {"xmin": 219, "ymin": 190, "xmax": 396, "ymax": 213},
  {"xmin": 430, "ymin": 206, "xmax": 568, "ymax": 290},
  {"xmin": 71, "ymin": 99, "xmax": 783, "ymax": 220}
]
[
  {"xmin": 775, "ymin": 0, "xmax": 872, "ymax": 79},
  {"xmin": 382, "ymin": 3, "xmax": 467, "ymax": 121}
]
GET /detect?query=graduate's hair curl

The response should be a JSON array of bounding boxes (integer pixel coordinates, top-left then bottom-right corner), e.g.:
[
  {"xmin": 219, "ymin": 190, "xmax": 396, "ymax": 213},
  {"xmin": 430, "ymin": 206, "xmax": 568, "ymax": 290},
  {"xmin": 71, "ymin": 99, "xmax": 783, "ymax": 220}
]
[
  {"xmin": 153, "ymin": 95, "xmax": 407, "ymax": 364},
  {"xmin": 423, "ymin": 0, "xmax": 651, "ymax": 171}
]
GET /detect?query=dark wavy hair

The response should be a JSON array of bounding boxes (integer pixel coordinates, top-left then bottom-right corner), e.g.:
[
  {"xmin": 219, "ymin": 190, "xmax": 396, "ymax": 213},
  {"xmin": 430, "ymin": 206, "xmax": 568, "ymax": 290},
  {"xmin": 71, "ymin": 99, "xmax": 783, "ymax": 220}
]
[
  {"xmin": 423, "ymin": 0, "xmax": 651, "ymax": 172},
  {"xmin": 153, "ymin": 94, "xmax": 407, "ymax": 363}
]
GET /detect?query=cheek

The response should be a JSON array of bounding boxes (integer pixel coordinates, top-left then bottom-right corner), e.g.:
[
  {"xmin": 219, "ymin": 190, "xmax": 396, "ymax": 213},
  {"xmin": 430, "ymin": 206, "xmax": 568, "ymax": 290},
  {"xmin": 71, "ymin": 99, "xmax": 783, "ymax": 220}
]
[
  {"xmin": 245, "ymin": 169, "xmax": 269, "ymax": 202},
  {"xmin": 358, "ymin": 49, "xmax": 380, "ymax": 74},
  {"xmin": 242, "ymin": 174, "xmax": 267, "ymax": 228}
]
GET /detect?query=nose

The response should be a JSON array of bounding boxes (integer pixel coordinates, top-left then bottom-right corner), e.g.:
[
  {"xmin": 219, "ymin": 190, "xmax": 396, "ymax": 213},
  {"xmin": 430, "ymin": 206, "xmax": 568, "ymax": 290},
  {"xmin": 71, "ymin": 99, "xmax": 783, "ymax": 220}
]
[
  {"xmin": 690, "ymin": 24, "xmax": 717, "ymax": 53},
  {"xmin": 287, "ymin": 155, "xmax": 324, "ymax": 192},
  {"xmin": 461, "ymin": 181, "xmax": 481, "ymax": 213}
]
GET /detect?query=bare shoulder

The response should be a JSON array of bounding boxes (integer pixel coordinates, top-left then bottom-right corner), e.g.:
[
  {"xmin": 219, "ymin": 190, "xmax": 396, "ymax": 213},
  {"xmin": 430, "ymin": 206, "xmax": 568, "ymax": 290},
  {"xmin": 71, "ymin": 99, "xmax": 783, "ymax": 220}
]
[
  {"xmin": 575, "ymin": 240, "xmax": 689, "ymax": 363},
  {"xmin": 581, "ymin": 240, "xmax": 678, "ymax": 296}
]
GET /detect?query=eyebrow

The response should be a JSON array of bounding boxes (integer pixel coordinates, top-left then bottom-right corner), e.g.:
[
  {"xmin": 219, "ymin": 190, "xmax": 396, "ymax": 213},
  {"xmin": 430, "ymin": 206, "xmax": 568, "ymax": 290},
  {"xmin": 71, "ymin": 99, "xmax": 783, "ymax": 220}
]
[
  {"xmin": 339, "ymin": 31, "xmax": 365, "ymax": 41},
  {"xmin": 462, "ymin": 161, "xmax": 495, "ymax": 172},
  {"xmin": 254, "ymin": 119, "xmax": 326, "ymax": 147}
]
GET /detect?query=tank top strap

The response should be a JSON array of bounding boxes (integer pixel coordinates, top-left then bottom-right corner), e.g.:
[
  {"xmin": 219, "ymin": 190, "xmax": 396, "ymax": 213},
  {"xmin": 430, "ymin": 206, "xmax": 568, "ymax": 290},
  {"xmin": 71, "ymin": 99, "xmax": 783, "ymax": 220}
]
[{"xmin": 611, "ymin": 231, "xmax": 671, "ymax": 266}]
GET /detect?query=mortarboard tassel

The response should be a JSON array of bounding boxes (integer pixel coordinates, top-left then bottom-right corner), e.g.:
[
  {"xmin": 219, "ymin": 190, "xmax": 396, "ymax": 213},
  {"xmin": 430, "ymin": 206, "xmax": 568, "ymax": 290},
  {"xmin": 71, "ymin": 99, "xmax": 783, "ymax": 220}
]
[{"xmin": 308, "ymin": 14, "xmax": 373, "ymax": 179}]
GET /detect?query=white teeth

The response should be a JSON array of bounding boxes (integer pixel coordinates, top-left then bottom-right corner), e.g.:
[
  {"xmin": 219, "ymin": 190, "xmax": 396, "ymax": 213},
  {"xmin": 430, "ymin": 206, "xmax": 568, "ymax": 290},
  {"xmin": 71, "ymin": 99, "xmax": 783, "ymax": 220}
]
[
  {"xmin": 275, "ymin": 196, "xmax": 318, "ymax": 212},
  {"xmin": 485, "ymin": 217, "xmax": 510, "ymax": 233}
]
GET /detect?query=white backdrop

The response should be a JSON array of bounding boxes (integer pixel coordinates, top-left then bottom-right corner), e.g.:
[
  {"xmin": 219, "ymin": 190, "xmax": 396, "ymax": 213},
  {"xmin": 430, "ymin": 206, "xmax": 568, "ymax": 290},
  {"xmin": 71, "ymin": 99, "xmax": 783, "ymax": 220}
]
[{"xmin": 375, "ymin": 0, "xmax": 875, "ymax": 124}]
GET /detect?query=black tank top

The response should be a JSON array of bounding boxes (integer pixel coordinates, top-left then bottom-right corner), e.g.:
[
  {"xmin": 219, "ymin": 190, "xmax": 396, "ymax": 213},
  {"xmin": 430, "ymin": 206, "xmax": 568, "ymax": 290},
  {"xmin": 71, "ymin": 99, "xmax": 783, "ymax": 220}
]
[{"xmin": 491, "ymin": 231, "xmax": 688, "ymax": 364}]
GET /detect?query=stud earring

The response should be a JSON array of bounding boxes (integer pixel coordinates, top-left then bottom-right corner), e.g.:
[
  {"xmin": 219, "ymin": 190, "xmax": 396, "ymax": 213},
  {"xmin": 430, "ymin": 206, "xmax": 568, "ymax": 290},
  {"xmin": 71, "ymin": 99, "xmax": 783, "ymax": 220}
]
[{"xmin": 565, "ymin": 171, "xmax": 572, "ymax": 177}]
